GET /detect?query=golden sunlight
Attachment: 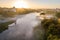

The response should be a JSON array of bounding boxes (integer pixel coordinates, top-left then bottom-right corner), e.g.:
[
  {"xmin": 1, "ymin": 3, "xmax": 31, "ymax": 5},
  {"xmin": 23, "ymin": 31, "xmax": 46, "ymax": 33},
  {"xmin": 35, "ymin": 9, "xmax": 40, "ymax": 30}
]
[{"xmin": 13, "ymin": 1, "xmax": 29, "ymax": 8}]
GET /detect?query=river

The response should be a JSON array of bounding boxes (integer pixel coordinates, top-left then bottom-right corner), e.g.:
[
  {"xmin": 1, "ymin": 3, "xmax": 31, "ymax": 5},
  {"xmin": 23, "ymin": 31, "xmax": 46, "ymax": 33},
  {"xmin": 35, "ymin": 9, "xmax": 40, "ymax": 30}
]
[{"xmin": 0, "ymin": 13, "xmax": 44, "ymax": 40}]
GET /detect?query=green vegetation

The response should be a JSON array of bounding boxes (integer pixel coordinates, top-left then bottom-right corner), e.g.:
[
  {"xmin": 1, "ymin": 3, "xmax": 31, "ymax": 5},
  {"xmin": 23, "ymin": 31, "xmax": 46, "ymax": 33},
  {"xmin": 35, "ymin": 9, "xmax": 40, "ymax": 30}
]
[
  {"xmin": 1, "ymin": 11, "xmax": 16, "ymax": 17},
  {"xmin": 0, "ymin": 8, "xmax": 36, "ymax": 18},
  {"xmin": 16, "ymin": 8, "xmax": 36, "ymax": 15},
  {"xmin": 0, "ymin": 11, "xmax": 16, "ymax": 17},
  {"xmin": 33, "ymin": 11, "xmax": 60, "ymax": 40},
  {"xmin": 56, "ymin": 12, "xmax": 60, "ymax": 18},
  {"xmin": 34, "ymin": 18, "xmax": 60, "ymax": 40},
  {"xmin": 0, "ymin": 21, "xmax": 15, "ymax": 33},
  {"xmin": 41, "ymin": 19, "xmax": 60, "ymax": 40}
]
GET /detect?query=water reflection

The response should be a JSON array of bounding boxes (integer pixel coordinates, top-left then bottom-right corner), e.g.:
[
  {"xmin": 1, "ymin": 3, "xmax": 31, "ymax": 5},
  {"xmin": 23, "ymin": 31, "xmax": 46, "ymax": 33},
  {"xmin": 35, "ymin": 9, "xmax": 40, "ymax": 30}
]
[{"xmin": 0, "ymin": 13, "xmax": 41, "ymax": 40}]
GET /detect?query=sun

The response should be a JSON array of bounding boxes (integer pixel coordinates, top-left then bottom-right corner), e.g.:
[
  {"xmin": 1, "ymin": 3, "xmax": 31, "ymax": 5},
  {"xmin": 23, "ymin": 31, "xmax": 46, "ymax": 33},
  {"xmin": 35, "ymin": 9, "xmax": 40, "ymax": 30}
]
[{"xmin": 13, "ymin": 1, "xmax": 28, "ymax": 8}]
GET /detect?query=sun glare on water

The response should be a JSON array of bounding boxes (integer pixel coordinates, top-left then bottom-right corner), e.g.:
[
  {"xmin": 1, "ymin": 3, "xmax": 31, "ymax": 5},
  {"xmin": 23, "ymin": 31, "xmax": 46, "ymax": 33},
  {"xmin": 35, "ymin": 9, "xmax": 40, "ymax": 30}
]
[{"xmin": 13, "ymin": 1, "xmax": 29, "ymax": 8}]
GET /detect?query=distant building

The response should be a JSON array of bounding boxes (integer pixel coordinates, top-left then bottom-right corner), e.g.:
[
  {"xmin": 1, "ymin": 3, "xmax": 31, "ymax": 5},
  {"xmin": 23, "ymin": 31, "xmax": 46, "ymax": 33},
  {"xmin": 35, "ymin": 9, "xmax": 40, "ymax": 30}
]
[
  {"xmin": 2, "ymin": 7, "xmax": 16, "ymax": 12},
  {"xmin": 10, "ymin": 7, "xmax": 16, "ymax": 12}
]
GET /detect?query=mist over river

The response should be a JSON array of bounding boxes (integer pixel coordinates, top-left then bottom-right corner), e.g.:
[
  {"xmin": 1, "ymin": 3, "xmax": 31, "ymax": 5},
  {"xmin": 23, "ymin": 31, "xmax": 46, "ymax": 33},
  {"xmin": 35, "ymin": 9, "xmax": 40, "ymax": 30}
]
[{"xmin": 0, "ymin": 13, "xmax": 44, "ymax": 40}]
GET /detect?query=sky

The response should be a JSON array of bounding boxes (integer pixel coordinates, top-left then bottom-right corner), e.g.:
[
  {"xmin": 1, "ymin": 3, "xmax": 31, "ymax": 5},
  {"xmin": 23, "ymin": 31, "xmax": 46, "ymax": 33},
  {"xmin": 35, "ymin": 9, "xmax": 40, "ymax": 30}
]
[{"xmin": 0, "ymin": 0, "xmax": 60, "ymax": 9}]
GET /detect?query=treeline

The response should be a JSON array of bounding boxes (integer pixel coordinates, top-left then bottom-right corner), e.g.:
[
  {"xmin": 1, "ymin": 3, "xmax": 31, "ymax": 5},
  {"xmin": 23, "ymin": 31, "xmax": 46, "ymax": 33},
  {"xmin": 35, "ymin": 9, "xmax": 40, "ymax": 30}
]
[
  {"xmin": 16, "ymin": 8, "xmax": 37, "ymax": 15},
  {"xmin": 0, "ymin": 11, "xmax": 16, "ymax": 17},
  {"xmin": 0, "ymin": 8, "xmax": 36, "ymax": 17}
]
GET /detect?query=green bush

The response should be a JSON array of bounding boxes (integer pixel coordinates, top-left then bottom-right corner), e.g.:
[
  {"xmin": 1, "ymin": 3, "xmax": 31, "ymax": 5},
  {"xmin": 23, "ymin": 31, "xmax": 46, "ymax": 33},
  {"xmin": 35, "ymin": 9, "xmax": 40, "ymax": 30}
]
[
  {"xmin": 0, "ymin": 21, "xmax": 15, "ymax": 33},
  {"xmin": 56, "ymin": 12, "xmax": 60, "ymax": 18},
  {"xmin": 41, "ymin": 19, "xmax": 60, "ymax": 40}
]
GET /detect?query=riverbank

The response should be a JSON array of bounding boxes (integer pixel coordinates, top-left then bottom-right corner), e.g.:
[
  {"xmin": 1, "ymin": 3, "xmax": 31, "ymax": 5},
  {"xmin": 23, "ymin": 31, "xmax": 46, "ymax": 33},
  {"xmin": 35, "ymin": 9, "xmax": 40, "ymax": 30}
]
[{"xmin": 0, "ymin": 20, "xmax": 15, "ymax": 33}]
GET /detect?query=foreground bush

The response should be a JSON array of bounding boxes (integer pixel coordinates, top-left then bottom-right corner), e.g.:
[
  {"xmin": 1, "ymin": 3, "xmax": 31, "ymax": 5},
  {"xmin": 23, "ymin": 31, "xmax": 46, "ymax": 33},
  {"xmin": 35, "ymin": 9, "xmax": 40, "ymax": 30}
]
[{"xmin": 41, "ymin": 19, "xmax": 60, "ymax": 40}]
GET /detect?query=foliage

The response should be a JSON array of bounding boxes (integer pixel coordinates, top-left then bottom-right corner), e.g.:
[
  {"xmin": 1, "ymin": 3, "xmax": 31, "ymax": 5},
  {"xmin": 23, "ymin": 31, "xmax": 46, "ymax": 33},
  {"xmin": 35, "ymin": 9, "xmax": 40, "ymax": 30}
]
[
  {"xmin": 56, "ymin": 12, "xmax": 60, "ymax": 18},
  {"xmin": 0, "ymin": 21, "xmax": 15, "ymax": 33},
  {"xmin": 16, "ymin": 8, "xmax": 35, "ymax": 15},
  {"xmin": 41, "ymin": 19, "xmax": 60, "ymax": 40},
  {"xmin": 0, "ymin": 8, "xmax": 36, "ymax": 17}
]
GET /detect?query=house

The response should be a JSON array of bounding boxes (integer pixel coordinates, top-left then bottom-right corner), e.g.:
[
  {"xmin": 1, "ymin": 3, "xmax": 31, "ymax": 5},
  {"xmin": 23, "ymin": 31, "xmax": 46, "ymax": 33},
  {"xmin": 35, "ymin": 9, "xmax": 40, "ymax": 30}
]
[{"xmin": 3, "ymin": 7, "xmax": 16, "ymax": 12}]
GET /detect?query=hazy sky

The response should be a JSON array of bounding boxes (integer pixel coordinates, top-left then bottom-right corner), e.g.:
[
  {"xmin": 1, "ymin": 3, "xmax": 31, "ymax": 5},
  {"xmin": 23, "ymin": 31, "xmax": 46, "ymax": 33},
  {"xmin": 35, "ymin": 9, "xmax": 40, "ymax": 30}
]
[{"xmin": 0, "ymin": 0, "xmax": 60, "ymax": 9}]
